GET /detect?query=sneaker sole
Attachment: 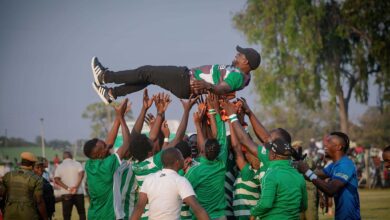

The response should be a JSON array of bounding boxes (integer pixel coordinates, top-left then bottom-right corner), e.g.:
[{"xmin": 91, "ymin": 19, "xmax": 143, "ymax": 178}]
[
  {"xmin": 91, "ymin": 57, "xmax": 101, "ymax": 86},
  {"xmin": 92, "ymin": 82, "xmax": 110, "ymax": 105}
]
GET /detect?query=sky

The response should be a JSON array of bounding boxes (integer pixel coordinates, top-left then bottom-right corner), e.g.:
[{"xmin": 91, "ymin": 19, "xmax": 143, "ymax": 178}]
[{"xmin": 0, "ymin": 0, "xmax": 377, "ymax": 143}]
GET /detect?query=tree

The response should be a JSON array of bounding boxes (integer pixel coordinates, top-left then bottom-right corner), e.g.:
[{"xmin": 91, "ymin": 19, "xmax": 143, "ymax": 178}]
[
  {"xmin": 352, "ymin": 105, "xmax": 390, "ymax": 148},
  {"xmin": 233, "ymin": 0, "xmax": 390, "ymax": 133},
  {"xmin": 254, "ymin": 97, "xmax": 339, "ymax": 144},
  {"xmin": 82, "ymin": 102, "xmax": 133, "ymax": 138}
]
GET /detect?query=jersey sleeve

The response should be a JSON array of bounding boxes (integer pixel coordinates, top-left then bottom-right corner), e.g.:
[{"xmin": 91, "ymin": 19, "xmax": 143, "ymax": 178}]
[
  {"xmin": 153, "ymin": 150, "xmax": 163, "ymax": 169},
  {"xmin": 240, "ymin": 163, "xmax": 256, "ymax": 181},
  {"xmin": 178, "ymin": 177, "xmax": 196, "ymax": 200},
  {"xmin": 215, "ymin": 113, "xmax": 228, "ymax": 162},
  {"xmin": 329, "ymin": 161, "xmax": 355, "ymax": 183},
  {"xmin": 224, "ymin": 72, "xmax": 244, "ymax": 91},
  {"xmin": 257, "ymin": 145, "xmax": 270, "ymax": 169}
]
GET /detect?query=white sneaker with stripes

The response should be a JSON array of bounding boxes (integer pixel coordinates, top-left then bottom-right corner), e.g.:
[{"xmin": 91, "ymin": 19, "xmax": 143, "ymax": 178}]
[
  {"xmin": 91, "ymin": 56, "xmax": 107, "ymax": 86},
  {"xmin": 92, "ymin": 82, "xmax": 113, "ymax": 105}
]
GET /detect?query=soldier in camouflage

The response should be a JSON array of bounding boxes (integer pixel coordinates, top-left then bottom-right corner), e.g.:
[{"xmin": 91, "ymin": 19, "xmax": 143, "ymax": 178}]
[{"xmin": 0, "ymin": 152, "xmax": 47, "ymax": 220}]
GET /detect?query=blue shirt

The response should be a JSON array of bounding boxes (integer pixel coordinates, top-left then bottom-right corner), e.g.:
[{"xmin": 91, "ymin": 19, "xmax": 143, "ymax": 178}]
[{"xmin": 323, "ymin": 156, "xmax": 361, "ymax": 220}]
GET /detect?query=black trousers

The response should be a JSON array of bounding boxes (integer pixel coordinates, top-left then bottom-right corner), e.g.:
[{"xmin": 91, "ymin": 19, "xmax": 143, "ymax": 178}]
[
  {"xmin": 61, "ymin": 194, "xmax": 86, "ymax": 220},
  {"xmin": 105, "ymin": 65, "xmax": 191, "ymax": 99}
]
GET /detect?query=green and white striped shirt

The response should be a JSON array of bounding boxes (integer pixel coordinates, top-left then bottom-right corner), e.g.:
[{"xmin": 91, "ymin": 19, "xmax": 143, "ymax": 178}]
[
  {"xmin": 233, "ymin": 164, "xmax": 265, "ymax": 218},
  {"xmin": 132, "ymin": 151, "xmax": 163, "ymax": 219},
  {"xmin": 113, "ymin": 160, "xmax": 137, "ymax": 220}
]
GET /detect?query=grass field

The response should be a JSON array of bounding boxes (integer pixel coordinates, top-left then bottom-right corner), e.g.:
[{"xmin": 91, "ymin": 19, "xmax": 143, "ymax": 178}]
[{"xmin": 52, "ymin": 189, "xmax": 390, "ymax": 220}]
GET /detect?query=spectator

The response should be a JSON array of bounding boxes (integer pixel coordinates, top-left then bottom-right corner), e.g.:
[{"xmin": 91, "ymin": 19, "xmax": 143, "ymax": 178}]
[
  {"xmin": 297, "ymin": 132, "xmax": 361, "ymax": 220},
  {"xmin": 54, "ymin": 151, "xmax": 86, "ymax": 220},
  {"xmin": 34, "ymin": 157, "xmax": 56, "ymax": 220},
  {"xmin": 0, "ymin": 152, "xmax": 47, "ymax": 220}
]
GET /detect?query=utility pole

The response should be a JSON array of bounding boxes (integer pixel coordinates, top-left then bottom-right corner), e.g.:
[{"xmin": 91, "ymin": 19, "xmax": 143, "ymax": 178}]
[{"xmin": 40, "ymin": 118, "xmax": 46, "ymax": 157}]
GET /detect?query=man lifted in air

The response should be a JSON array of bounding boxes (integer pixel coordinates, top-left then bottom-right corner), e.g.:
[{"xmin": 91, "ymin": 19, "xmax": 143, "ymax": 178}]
[{"xmin": 91, "ymin": 45, "xmax": 260, "ymax": 104}]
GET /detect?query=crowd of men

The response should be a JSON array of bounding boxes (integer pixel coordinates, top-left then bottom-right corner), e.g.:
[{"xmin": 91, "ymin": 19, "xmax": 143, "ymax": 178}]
[{"xmin": 1, "ymin": 90, "xmax": 390, "ymax": 219}]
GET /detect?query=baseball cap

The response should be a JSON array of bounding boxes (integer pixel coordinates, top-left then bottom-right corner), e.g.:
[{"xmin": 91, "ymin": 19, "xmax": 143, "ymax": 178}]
[
  {"xmin": 265, "ymin": 138, "xmax": 292, "ymax": 156},
  {"xmin": 236, "ymin": 45, "xmax": 261, "ymax": 70}
]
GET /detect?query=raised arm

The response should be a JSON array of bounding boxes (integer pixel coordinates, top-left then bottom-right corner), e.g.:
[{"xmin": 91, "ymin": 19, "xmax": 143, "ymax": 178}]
[
  {"xmin": 206, "ymin": 93, "xmax": 219, "ymax": 138},
  {"xmin": 220, "ymin": 100, "xmax": 259, "ymax": 157},
  {"xmin": 229, "ymin": 121, "xmax": 247, "ymax": 170},
  {"xmin": 132, "ymin": 89, "xmax": 154, "ymax": 135},
  {"xmin": 149, "ymin": 93, "xmax": 171, "ymax": 142},
  {"xmin": 165, "ymin": 95, "xmax": 199, "ymax": 149},
  {"xmin": 193, "ymin": 108, "xmax": 206, "ymax": 156},
  {"xmin": 114, "ymin": 98, "xmax": 132, "ymax": 159},
  {"xmin": 238, "ymin": 97, "xmax": 270, "ymax": 143}
]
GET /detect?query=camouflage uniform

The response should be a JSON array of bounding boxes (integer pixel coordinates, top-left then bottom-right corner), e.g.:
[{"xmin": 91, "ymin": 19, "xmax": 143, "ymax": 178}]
[{"xmin": 1, "ymin": 167, "xmax": 43, "ymax": 220}]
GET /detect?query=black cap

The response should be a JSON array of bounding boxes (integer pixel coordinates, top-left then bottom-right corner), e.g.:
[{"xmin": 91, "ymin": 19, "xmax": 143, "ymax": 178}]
[
  {"xmin": 265, "ymin": 138, "xmax": 292, "ymax": 156},
  {"xmin": 236, "ymin": 45, "xmax": 261, "ymax": 70}
]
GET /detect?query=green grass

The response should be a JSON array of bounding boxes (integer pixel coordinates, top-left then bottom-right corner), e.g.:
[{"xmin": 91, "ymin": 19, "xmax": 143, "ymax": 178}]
[
  {"xmin": 51, "ymin": 189, "xmax": 390, "ymax": 220},
  {"xmin": 319, "ymin": 189, "xmax": 390, "ymax": 220}
]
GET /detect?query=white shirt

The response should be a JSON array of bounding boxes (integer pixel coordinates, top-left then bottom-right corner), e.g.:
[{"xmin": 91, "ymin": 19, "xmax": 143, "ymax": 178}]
[
  {"xmin": 140, "ymin": 168, "xmax": 195, "ymax": 220},
  {"xmin": 54, "ymin": 158, "xmax": 84, "ymax": 195}
]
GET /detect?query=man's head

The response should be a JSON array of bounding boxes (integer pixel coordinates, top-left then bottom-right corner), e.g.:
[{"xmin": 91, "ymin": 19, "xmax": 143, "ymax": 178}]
[
  {"xmin": 233, "ymin": 45, "xmax": 261, "ymax": 72},
  {"xmin": 188, "ymin": 134, "xmax": 198, "ymax": 158},
  {"xmin": 324, "ymin": 132, "xmax": 350, "ymax": 159},
  {"xmin": 205, "ymin": 139, "xmax": 220, "ymax": 161},
  {"xmin": 83, "ymin": 138, "xmax": 111, "ymax": 159},
  {"xmin": 382, "ymin": 146, "xmax": 390, "ymax": 170},
  {"xmin": 129, "ymin": 133, "xmax": 153, "ymax": 162},
  {"xmin": 63, "ymin": 151, "xmax": 73, "ymax": 160},
  {"xmin": 33, "ymin": 157, "xmax": 45, "ymax": 177},
  {"xmin": 266, "ymin": 138, "xmax": 292, "ymax": 161},
  {"xmin": 161, "ymin": 148, "xmax": 184, "ymax": 171},
  {"xmin": 270, "ymin": 128, "xmax": 292, "ymax": 144},
  {"xmin": 20, "ymin": 152, "xmax": 37, "ymax": 169},
  {"xmin": 175, "ymin": 141, "xmax": 193, "ymax": 171}
]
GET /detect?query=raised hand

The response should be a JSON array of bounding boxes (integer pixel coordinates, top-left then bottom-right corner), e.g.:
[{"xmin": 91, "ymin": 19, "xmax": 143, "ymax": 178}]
[
  {"xmin": 237, "ymin": 97, "xmax": 251, "ymax": 115},
  {"xmin": 180, "ymin": 94, "xmax": 199, "ymax": 111},
  {"xmin": 155, "ymin": 93, "xmax": 171, "ymax": 114},
  {"xmin": 193, "ymin": 108, "xmax": 206, "ymax": 126},
  {"xmin": 145, "ymin": 113, "xmax": 156, "ymax": 129},
  {"xmin": 161, "ymin": 120, "xmax": 170, "ymax": 138},
  {"xmin": 206, "ymin": 91, "xmax": 219, "ymax": 112},
  {"xmin": 114, "ymin": 98, "xmax": 129, "ymax": 117},
  {"xmin": 142, "ymin": 88, "xmax": 154, "ymax": 110},
  {"xmin": 220, "ymin": 99, "xmax": 237, "ymax": 116}
]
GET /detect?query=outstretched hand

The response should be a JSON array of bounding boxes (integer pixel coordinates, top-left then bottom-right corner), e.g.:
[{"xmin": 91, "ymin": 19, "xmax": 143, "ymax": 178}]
[
  {"xmin": 145, "ymin": 113, "xmax": 156, "ymax": 129},
  {"xmin": 193, "ymin": 108, "xmax": 206, "ymax": 125},
  {"xmin": 161, "ymin": 120, "xmax": 170, "ymax": 138},
  {"xmin": 142, "ymin": 89, "xmax": 154, "ymax": 110},
  {"xmin": 154, "ymin": 93, "xmax": 172, "ymax": 114},
  {"xmin": 180, "ymin": 94, "xmax": 199, "ymax": 111},
  {"xmin": 114, "ymin": 98, "xmax": 129, "ymax": 117},
  {"xmin": 206, "ymin": 92, "xmax": 219, "ymax": 112},
  {"xmin": 219, "ymin": 99, "xmax": 237, "ymax": 116},
  {"xmin": 237, "ymin": 97, "xmax": 251, "ymax": 115}
]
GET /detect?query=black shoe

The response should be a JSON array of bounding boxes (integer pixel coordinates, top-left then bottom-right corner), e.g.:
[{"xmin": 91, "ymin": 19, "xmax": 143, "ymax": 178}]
[
  {"xmin": 92, "ymin": 82, "xmax": 114, "ymax": 105},
  {"xmin": 91, "ymin": 56, "xmax": 107, "ymax": 86}
]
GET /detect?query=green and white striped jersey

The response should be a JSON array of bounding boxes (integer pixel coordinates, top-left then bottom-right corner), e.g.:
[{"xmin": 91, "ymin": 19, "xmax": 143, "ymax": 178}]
[
  {"xmin": 132, "ymin": 151, "xmax": 163, "ymax": 220},
  {"xmin": 113, "ymin": 160, "xmax": 137, "ymax": 220},
  {"xmin": 190, "ymin": 65, "xmax": 251, "ymax": 92},
  {"xmin": 233, "ymin": 164, "xmax": 265, "ymax": 218}
]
